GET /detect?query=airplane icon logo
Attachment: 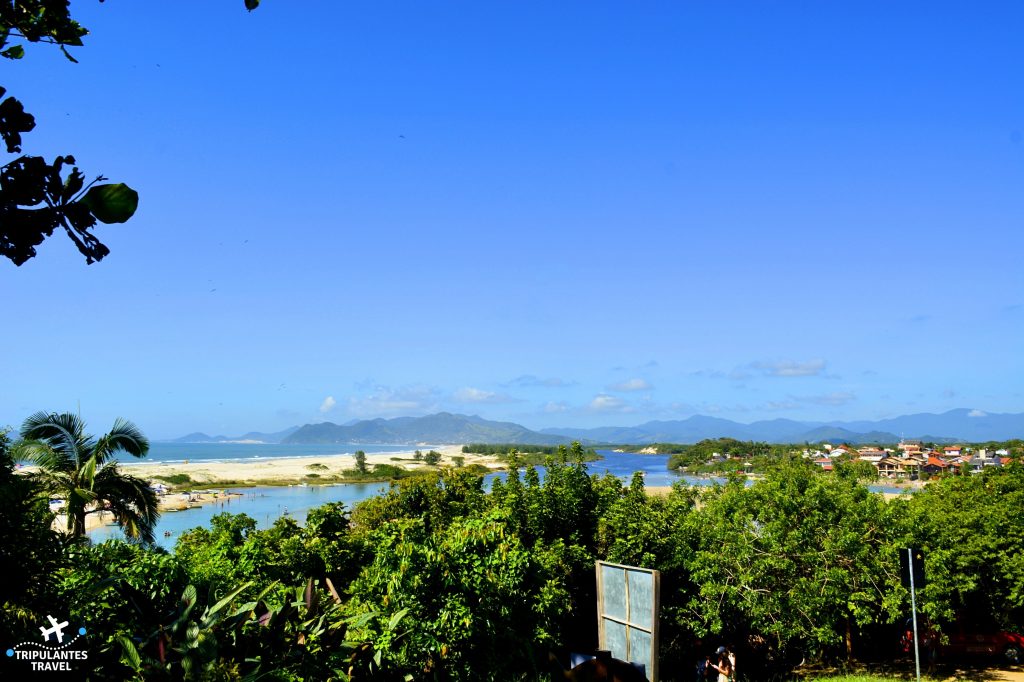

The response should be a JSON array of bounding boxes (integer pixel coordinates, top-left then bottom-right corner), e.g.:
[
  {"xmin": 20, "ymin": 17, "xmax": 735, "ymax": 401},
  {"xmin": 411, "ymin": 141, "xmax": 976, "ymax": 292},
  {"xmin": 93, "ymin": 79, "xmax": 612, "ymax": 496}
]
[{"xmin": 39, "ymin": 615, "xmax": 69, "ymax": 644}]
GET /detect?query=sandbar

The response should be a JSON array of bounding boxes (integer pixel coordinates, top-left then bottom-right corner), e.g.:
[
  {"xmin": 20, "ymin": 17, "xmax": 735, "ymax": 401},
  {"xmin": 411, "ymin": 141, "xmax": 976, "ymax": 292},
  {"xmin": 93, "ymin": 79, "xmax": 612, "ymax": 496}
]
[
  {"xmin": 54, "ymin": 445, "xmax": 500, "ymax": 533},
  {"xmin": 118, "ymin": 444, "xmax": 501, "ymax": 488}
]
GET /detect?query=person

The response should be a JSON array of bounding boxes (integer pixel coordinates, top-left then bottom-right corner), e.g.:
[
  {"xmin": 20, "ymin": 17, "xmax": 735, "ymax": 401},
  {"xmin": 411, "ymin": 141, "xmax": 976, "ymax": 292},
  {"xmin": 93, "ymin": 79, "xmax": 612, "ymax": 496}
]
[
  {"xmin": 900, "ymin": 617, "xmax": 914, "ymax": 654},
  {"xmin": 921, "ymin": 627, "xmax": 937, "ymax": 674},
  {"xmin": 696, "ymin": 653, "xmax": 711, "ymax": 681},
  {"xmin": 709, "ymin": 647, "xmax": 732, "ymax": 682},
  {"xmin": 727, "ymin": 646, "xmax": 736, "ymax": 681}
]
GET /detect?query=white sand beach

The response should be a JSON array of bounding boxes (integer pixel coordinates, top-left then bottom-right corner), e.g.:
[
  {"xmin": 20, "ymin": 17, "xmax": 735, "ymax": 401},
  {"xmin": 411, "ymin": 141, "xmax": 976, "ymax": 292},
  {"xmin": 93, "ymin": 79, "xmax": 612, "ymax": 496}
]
[
  {"xmin": 49, "ymin": 445, "xmax": 500, "ymax": 533},
  {"xmin": 117, "ymin": 444, "xmax": 501, "ymax": 488}
]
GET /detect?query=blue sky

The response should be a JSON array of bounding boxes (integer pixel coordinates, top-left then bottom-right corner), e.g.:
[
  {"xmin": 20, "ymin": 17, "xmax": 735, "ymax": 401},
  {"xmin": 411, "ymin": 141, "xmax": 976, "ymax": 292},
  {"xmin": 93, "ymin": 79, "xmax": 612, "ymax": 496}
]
[{"xmin": 1, "ymin": 1, "xmax": 1021, "ymax": 439}]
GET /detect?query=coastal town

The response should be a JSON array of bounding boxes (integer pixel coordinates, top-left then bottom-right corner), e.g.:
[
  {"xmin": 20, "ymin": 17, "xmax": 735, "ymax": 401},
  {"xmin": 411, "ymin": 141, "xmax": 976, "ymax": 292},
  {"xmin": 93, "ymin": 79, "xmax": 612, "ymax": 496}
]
[{"xmin": 808, "ymin": 440, "xmax": 1014, "ymax": 479}]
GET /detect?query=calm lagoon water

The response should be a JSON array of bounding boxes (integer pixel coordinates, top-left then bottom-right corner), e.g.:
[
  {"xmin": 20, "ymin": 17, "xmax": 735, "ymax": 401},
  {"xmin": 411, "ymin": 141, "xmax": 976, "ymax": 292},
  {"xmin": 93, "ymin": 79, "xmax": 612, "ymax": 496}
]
[
  {"xmin": 91, "ymin": 481, "xmax": 391, "ymax": 549},
  {"xmin": 92, "ymin": 449, "xmax": 906, "ymax": 548}
]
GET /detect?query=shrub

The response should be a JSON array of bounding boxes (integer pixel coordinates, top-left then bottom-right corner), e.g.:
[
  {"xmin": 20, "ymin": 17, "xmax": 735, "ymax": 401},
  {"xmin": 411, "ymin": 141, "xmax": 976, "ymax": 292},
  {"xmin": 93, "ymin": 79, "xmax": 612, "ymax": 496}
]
[{"xmin": 155, "ymin": 473, "xmax": 193, "ymax": 486}]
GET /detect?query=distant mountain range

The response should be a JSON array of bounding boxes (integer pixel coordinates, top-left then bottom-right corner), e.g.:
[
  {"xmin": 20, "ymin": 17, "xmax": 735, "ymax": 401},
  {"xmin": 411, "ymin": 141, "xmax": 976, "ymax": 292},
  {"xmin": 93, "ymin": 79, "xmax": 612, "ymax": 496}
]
[
  {"xmin": 168, "ymin": 408, "xmax": 1023, "ymax": 446},
  {"xmin": 167, "ymin": 426, "xmax": 300, "ymax": 444},
  {"xmin": 282, "ymin": 413, "xmax": 574, "ymax": 446},
  {"xmin": 541, "ymin": 409, "xmax": 1024, "ymax": 445}
]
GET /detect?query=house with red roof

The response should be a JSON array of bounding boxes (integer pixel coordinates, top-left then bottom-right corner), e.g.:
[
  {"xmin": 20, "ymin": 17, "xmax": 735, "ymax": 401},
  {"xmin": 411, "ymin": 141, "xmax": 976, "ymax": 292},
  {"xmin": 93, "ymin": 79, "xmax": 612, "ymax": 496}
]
[{"xmin": 922, "ymin": 456, "xmax": 951, "ymax": 476}]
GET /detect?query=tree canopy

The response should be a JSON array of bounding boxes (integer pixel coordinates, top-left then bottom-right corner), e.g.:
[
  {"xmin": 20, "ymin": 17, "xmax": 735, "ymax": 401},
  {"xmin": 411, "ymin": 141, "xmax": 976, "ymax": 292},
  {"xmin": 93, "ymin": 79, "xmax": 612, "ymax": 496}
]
[
  {"xmin": 0, "ymin": 1, "xmax": 258, "ymax": 266},
  {"xmin": 4, "ymin": 437, "xmax": 1024, "ymax": 678},
  {"xmin": 15, "ymin": 411, "xmax": 159, "ymax": 542}
]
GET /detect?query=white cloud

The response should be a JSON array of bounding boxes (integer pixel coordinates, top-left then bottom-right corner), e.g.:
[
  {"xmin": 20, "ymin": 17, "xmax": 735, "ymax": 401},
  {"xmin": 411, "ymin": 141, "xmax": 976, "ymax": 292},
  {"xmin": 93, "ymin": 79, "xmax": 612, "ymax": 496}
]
[
  {"xmin": 453, "ymin": 387, "xmax": 517, "ymax": 404},
  {"xmin": 543, "ymin": 401, "xmax": 569, "ymax": 413},
  {"xmin": 689, "ymin": 369, "xmax": 726, "ymax": 379},
  {"xmin": 968, "ymin": 409, "xmax": 988, "ymax": 418},
  {"xmin": 796, "ymin": 391, "xmax": 857, "ymax": 406},
  {"xmin": 319, "ymin": 396, "xmax": 336, "ymax": 413},
  {"xmin": 751, "ymin": 359, "xmax": 826, "ymax": 377},
  {"xmin": 347, "ymin": 384, "xmax": 441, "ymax": 417},
  {"xmin": 608, "ymin": 378, "xmax": 652, "ymax": 392},
  {"xmin": 588, "ymin": 394, "xmax": 633, "ymax": 413},
  {"xmin": 505, "ymin": 375, "xmax": 574, "ymax": 388},
  {"xmin": 763, "ymin": 400, "xmax": 801, "ymax": 411}
]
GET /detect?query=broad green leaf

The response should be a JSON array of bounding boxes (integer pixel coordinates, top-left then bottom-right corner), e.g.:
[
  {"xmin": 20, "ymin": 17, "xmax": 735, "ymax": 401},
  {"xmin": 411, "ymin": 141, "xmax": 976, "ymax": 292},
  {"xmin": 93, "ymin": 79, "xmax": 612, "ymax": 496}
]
[
  {"xmin": 115, "ymin": 635, "xmax": 142, "ymax": 670},
  {"xmin": 82, "ymin": 183, "xmax": 139, "ymax": 223},
  {"xmin": 388, "ymin": 607, "xmax": 410, "ymax": 631},
  {"xmin": 2, "ymin": 45, "xmax": 24, "ymax": 59},
  {"xmin": 206, "ymin": 581, "xmax": 253, "ymax": 618},
  {"xmin": 181, "ymin": 584, "xmax": 198, "ymax": 610}
]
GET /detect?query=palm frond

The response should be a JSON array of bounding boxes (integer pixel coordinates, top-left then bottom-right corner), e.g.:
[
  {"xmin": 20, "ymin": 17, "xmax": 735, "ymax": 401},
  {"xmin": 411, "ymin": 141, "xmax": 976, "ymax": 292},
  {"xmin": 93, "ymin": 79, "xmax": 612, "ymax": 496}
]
[
  {"xmin": 19, "ymin": 412, "xmax": 92, "ymax": 467},
  {"xmin": 95, "ymin": 418, "xmax": 150, "ymax": 462},
  {"xmin": 95, "ymin": 465, "xmax": 160, "ymax": 544},
  {"xmin": 23, "ymin": 470, "xmax": 75, "ymax": 496},
  {"xmin": 18, "ymin": 412, "xmax": 155, "ymax": 539},
  {"xmin": 10, "ymin": 440, "xmax": 75, "ymax": 473},
  {"xmin": 70, "ymin": 487, "xmax": 98, "ymax": 505}
]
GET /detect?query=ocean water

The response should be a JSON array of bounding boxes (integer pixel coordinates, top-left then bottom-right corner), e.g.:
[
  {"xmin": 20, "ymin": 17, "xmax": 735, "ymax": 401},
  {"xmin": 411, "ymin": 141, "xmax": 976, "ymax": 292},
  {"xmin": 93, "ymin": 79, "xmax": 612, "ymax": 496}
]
[{"xmin": 128, "ymin": 442, "xmax": 414, "ymax": 464}]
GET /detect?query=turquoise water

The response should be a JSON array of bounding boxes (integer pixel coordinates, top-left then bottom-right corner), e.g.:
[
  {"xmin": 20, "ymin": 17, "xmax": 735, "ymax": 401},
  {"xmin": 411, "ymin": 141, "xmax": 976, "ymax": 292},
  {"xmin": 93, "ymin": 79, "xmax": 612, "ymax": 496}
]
[
  {"xmin": 91, "ymin": 482, "xmax": 391, "ymax": 549},
  {"xmin": 129, "ymin": 442, "xmax": 414, "ymax": 464}
]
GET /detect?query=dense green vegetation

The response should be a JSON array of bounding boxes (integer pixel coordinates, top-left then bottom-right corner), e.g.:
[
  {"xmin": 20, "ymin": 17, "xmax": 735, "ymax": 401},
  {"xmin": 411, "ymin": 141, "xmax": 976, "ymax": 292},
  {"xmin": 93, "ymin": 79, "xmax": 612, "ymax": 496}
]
[
  {"xmin": 971, "ymin": 439, "xmax": 1024, "ymax": 455},
  {"xmin": 463, "ymin": 443, "xmax": 601, "ymax": 466},
  {"xmin": 154, "ymin": 473, "xmax": 195, "ymax": 486},
  {"xmin": 659, "ymin": 438, "xmax": 785, "ymax": 474},
  {"xmin": 339, "ymin": 463, "xmax": 420, "ymax": 482},
  {"xmin": 3, "ymin": 426, "xmax": 1024, "ymax": 680}
]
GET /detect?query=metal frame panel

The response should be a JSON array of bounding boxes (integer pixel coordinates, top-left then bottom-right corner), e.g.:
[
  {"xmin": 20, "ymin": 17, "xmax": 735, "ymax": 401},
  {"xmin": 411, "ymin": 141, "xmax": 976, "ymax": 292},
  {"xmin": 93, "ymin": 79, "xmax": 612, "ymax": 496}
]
[{"xmin": 596, "ymin": 561, "xmax": 660, "ymax": 682}]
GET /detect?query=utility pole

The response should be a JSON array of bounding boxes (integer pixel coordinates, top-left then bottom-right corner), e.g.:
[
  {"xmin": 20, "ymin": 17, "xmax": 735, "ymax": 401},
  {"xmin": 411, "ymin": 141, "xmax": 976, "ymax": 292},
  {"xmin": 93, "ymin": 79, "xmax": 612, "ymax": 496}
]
[
  {"xmin": 905, "ymin": 547, "xmax": 922, "ymax": 682},
  {"xmin": 905, "ymin": 544, "xmax": 929, "ymax": 682}
]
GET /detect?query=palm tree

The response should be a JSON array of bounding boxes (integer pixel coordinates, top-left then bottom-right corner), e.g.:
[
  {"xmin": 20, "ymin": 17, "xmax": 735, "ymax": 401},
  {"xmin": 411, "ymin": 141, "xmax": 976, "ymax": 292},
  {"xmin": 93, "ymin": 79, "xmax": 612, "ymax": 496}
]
[{"xmin": 15, "ymin": 411, "xmax": 160, "ymax": 543}]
